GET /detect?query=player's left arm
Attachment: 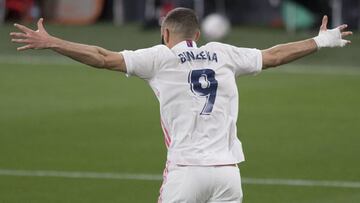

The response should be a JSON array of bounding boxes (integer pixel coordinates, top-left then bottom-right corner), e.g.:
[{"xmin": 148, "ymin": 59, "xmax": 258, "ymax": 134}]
[
  {"xmin": 10, "ymin": 18, "xmax": 126, "ymax": 72},
  {"xmin": 261, "ymin": 15, "xmax": 352, "ymax": 69}
]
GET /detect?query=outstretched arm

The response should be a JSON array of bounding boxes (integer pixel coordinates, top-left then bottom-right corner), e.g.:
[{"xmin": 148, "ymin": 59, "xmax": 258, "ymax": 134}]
[
  {"xmin": 262, "ymin": 15, "xmax": 352, "ymax": 69},
  {"xmin": 10, "ymin": 18, "xmax": 126, "ymax": 72}
]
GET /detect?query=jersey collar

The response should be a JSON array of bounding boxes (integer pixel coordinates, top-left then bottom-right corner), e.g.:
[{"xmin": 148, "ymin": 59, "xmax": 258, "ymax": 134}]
[{"xmin": 171, "ymin": 40, "xmax": 198, "ymax": 50}]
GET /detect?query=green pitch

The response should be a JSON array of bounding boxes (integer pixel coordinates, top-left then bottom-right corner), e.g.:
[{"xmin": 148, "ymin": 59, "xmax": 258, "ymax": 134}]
[{"xmin": 0, "ymin": 23, "xmax": 359, "ymax": 203}]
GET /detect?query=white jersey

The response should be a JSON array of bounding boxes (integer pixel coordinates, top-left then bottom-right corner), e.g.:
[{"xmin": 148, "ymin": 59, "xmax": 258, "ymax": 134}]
[{"xmin": 122, "ymin": 41, "xmax": 262, "ymax": 165}]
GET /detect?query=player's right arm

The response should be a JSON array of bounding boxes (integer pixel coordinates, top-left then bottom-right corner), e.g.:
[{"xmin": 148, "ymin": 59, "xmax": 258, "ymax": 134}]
[
  {"xmin": 261, "ymin": 15, "xmax": 352, "ymax": 69},
  {"xmin": 10, "ymin": 18, "xmax": 126, "ymax": 72}
]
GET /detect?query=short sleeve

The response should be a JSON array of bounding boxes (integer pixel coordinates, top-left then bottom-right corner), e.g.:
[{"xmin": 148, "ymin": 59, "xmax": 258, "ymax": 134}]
[
  {"xmin": 121, "ymin": 45, "xmax": 164, "ymax": 80},
  {"xmin": 222, "ymin": 44, "xmax": 263, "ymax": 77}
]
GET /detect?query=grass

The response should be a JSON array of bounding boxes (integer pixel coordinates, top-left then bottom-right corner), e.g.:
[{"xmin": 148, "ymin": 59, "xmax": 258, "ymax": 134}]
[{"xmin": 0, "ymin": 23, "xmax": 359, "ymax": 202}]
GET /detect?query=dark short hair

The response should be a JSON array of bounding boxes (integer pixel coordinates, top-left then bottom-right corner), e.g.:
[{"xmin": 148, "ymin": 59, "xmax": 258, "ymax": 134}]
[{"xmin": 162, "ymin": 7, "xmax": 200, "ymax": 39}]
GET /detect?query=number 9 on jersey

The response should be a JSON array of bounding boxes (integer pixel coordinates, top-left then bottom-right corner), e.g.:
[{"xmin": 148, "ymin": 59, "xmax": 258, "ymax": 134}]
[{"xmin": 188, "ymin": 69, "xmax": 218, "ymax": 115}]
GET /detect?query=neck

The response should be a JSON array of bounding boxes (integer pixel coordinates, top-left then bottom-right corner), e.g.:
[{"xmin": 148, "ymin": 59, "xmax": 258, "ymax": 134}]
[{"xmin": 167, "ymin": 38, "xmax": 194, "ymax": 49}]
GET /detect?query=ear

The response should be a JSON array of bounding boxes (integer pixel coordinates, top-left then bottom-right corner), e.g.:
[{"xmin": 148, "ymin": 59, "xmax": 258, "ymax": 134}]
[
  {"xmin": 164, "ymin": 28, "xmax": 170, "ymax": 45},
  {"xmin": 194, "ymin": 30, "xmax": 201, "ymax": 41}
]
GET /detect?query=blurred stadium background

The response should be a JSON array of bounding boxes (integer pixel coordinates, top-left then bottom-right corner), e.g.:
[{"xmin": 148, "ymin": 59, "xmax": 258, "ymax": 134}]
[{"xmin": 0, "ymin": 0, "xmax": 359, "ymax": 202}]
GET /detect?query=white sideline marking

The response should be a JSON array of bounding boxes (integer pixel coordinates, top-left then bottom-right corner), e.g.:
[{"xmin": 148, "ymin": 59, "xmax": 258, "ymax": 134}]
[
  {"xmin": 242, "ymin": 178, "xmax": 360, "ymax": 188},
  {"xmin": 0, "ymin": 169, "xmax": 359, "ymax": 189},
  {"xmin": 0, "ymin": 169, "xmax": 161, "ymax": 181}
]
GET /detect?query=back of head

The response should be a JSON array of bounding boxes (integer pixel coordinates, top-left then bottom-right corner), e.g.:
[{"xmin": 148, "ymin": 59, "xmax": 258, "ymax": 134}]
[{"xmin": 162, "ymin": 7, "xmax": 200, "ymax": 39}]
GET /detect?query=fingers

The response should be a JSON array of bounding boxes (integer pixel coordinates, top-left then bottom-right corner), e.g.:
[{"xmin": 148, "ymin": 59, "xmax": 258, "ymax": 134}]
[
  {"xmin": 11, "ymin": 37, "xmax": 34, "ymax": 51},
  {"xmin": 10, "ymin": 31, "xmax": 32, "ymax": 50},
  {"xmin": 341, "ymin": 31, "xmax": 353, "ymax": 38},
  {"xmin": 37, "ymin": 18, "xmax": 45, "ymax": 31},
  {"xmin": 11, "ymin": 38, "xmax": 29, "ymax": 43},
  {"xmin": 10, "ymin": 32, "xmax": 27, "ymax": 38},
  {"xmin": 10, "ymin": 32, "xmax": 30, "ymax": 44},
  {"xmin": 320, "ymin": 15, "xmax": 328, "ymax": 31},
  {"xmin": 11, "ymin": 18, "xmax": 48, "ymax": 51},
  {"xmin": 341, "ymin": 39, "xmax": 351, "ymax": 47},
  {"xmin": 14, "ymin": 23, "xmax": 33, "ymax": 33},
  {"xmin": 17, "ymin": 45, "xmax": 33, "ymax": 51},
  {"xmin": 337, "ymin": 24, "xmax": 353, "ymax": 38},
  {"xmin": 337, "ymin": 24, "xmax": 348, "ymax": 31}
]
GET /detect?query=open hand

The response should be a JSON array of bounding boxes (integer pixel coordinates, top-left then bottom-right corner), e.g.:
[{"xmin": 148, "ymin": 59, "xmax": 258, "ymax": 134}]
[
  {"xmin": 10, "ymin": 18, "xmax": 53, "ymax": 51},
  {"xmin": 314, "ymin": 15, "xmax": 353, "ymax": 48}
]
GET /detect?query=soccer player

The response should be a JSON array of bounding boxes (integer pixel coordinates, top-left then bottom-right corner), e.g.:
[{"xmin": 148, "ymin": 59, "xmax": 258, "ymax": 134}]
[{"xmin": 10, "ymin": 8, "xmax": 352, "ymax": 203}]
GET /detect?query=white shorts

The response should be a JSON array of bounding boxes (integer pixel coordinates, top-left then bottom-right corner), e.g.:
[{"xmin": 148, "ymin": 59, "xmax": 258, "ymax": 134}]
[{"xmin": 158, "ymin": 163, "xmax": 243, "ymax": 203}]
